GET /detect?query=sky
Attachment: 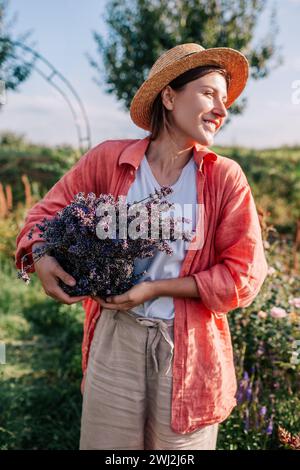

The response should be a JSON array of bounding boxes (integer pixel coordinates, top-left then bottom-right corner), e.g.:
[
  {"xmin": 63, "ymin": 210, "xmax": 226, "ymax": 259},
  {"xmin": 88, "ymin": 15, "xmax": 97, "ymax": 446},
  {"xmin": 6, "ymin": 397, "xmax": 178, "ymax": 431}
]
[{"xmin": 1, "ymin": 0, "xmax": 300, "ymax": 149}]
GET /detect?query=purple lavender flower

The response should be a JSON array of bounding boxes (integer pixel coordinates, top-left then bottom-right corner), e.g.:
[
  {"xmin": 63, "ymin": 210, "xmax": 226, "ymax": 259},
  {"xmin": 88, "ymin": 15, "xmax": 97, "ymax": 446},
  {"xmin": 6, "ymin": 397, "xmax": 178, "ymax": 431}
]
[
  {"xmin": 16, "ymin": 270, "xmax": 30, "ymax": 284},
  {"xmin": 245, "ymin": 385, "xmax": 252, "ymax": 402},
  {"xmin": 17, "ymin": 188, "xmax": 193, "ymax": 298},
  {"xmin": 259, "ymin": 406, "xmax": 267, "ymax": 418},
  {"xmin": 236, "ymin": 386, "xmax": 244, "ymax": 405},
  {"xmin": 243, "ymin": 371, "xmax": 249, "ymax": 382},
  {"xmin": 244, "ymin": 408, "xmax": 250, "ymax": 431},
  {"xmin": 266, "ymin": 417, "xmax": 274, "ymax": 435},
  {"xmin": 236, "ymin": 370, "xmax": 252, "ymax": 404},
  {"xmin": 156, "ymin": 186, "xmax": 173, "ymax": 198}
]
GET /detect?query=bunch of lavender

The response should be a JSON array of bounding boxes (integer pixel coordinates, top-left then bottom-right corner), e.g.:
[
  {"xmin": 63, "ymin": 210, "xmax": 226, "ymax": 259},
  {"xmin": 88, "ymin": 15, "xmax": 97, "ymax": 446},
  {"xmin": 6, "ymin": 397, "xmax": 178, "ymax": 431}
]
[{"xmin": 17, "ymin": 188, "xmax": 193, "ymax": 298}]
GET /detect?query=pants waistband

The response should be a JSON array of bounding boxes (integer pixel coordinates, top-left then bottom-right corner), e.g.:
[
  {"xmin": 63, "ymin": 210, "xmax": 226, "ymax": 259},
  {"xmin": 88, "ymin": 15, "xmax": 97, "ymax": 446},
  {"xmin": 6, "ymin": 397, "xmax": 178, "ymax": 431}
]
[{"xmin": 111, "ymin": 309, "xmax": 174, "ymax": 376}]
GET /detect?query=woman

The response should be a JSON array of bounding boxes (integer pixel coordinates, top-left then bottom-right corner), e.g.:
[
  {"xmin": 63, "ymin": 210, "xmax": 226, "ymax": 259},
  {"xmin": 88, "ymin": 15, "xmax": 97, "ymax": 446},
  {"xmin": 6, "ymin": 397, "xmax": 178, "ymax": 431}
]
[{"xmin": 15, "ymin": 43, "xmax": 268, "ymax": 450}]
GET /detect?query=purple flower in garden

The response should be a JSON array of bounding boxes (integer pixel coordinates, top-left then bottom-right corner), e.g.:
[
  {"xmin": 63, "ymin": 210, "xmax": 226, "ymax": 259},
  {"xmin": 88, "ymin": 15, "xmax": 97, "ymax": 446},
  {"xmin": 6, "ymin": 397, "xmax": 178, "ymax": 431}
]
[
  {"xmin": 236, "ymin": 385, "xmax": 244, "ymax": 405},
  {"xmin": 259, "ymin": 406, "xmax": 267, "ymax": 418},
  {"xmin": 266, "ymin": 417, "xmax": 274, "ymax": 435},
  {"xmin": 236, "ymin": 370, "xmax": 252, "ymax": 404},
  {"xmin": 254, "ymin": 405, "xmax": 268, "ymax": 430},
  {"xmin": 244, "ymin": 408, "xmax": 250, "ymax": 431},
  {"xmin": 243, "ymin": 371, "xmax": 249, "ymax": 382},
  {"xmin": 245, "ymin": 384, "xmax": 252, "ymax": 401}
]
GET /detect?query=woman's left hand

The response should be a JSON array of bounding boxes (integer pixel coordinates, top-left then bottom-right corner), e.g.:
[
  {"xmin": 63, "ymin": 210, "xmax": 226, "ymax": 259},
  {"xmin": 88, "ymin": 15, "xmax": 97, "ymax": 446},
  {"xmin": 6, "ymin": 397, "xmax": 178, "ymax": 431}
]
[{"xmin": 91, "ymin": 281, "xmax": 156, "ymax": 310}]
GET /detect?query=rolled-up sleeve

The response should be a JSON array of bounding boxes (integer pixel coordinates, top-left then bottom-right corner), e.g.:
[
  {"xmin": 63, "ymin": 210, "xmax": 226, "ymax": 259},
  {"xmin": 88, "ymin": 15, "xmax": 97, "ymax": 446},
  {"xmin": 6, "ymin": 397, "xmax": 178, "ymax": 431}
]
[{"xmin": 192, "ymin": 182, "xmax": 268, "ymax": 314}]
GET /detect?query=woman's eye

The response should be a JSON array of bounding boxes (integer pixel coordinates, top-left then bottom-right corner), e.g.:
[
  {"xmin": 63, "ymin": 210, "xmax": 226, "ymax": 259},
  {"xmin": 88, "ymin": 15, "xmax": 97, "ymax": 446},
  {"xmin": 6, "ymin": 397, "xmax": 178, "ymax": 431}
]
[{"xmin": 204, "ymin": 91, "xmax": 214, "ymax": 97}]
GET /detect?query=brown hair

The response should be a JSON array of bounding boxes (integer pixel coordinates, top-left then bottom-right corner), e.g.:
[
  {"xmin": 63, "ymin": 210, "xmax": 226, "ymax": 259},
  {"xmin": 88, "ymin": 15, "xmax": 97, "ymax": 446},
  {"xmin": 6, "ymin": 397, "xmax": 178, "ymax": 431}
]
[{"xmin": 149, "ymin": 65, "xmax": 231, "ymax": 141}]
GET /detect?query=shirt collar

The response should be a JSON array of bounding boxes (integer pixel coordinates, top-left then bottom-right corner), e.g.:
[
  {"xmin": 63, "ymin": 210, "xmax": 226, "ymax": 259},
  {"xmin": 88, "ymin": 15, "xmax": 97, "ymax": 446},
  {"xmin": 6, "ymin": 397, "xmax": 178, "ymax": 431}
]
[{"xmin": 118, "ymin": 135, "xmax": 218, "ymax": 171}]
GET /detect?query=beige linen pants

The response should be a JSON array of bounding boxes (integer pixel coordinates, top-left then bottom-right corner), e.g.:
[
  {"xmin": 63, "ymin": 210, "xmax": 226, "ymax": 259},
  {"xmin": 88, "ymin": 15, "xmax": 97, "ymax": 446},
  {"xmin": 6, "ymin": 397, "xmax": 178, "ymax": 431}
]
[{"xmin": 79, "ymin": 308, "xmax": 219, "ymax": 450}]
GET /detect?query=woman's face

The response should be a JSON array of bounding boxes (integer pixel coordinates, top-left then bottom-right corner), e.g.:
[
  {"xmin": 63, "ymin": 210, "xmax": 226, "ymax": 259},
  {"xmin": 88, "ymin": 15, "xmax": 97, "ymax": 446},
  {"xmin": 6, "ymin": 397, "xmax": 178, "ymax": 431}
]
[{"xmin": 162, "ymin": 71, "xmax": 228, "ymax": 147}]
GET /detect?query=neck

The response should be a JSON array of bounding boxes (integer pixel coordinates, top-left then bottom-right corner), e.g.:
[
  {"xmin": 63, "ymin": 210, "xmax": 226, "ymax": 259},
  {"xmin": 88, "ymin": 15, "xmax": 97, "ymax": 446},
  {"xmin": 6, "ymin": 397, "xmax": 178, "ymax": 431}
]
[{"xmin": 146, "ymin": 133, "xmax": 196, "ymax": 173}]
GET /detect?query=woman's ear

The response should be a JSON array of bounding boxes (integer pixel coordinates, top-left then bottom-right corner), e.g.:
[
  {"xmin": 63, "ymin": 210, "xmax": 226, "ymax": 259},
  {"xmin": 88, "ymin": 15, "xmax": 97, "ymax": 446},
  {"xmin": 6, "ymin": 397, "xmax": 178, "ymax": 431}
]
[{"xmin": 161, "ymin": 86, "xmax": 175, "ymax": 111}]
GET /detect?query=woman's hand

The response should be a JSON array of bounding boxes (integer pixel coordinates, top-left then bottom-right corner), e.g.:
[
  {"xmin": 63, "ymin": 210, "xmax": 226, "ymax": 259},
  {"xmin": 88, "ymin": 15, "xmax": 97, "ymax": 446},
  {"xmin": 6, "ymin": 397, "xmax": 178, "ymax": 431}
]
[
  {"xmin": 32, "ymin": 242, "xmax": 89, "ymax": 305},
  {"xmin": 91, "ymin": 281, "xmax": 156, "ymax": 311}
]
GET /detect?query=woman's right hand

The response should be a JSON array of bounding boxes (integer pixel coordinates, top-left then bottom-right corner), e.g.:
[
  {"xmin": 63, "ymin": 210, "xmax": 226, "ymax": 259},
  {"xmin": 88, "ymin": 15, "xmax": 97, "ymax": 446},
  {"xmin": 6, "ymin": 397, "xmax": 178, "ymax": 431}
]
[{"xmin": 32, "ymin": 242, "xmax": 88, "ymax": 304}]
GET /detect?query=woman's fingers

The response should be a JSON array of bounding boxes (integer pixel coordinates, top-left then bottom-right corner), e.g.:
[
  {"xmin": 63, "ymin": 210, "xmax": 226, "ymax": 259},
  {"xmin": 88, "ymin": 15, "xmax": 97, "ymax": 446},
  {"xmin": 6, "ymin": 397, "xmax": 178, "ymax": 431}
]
[
  {"xmin": 91, "ymin": 296, "xmax": 108, "ymax": 306},
  {"xmin": 51, "ymin": 289, "xmax": 88, "ymax": 304},
  {"xmin": 53, "ymin": 263, "xmax": 77, "ymax": 287},
  {"xmin": 91, "ymin": 296, "xmax": 129, "ymax": 310},
  {"xmin": 35, "ymin": 257, "xmax": 89, "ymax": 304},
  {"xmin": 44, "ymin": 279, "xmax": 88, "ymax": 304}
]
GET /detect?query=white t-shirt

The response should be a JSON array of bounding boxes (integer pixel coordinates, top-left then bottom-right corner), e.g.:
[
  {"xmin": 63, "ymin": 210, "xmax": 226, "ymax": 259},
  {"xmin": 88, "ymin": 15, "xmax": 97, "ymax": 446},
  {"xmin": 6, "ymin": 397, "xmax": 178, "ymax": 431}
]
[{"xmin": 125, "ymin": 154, "xmax": 198, "ymax": 319}]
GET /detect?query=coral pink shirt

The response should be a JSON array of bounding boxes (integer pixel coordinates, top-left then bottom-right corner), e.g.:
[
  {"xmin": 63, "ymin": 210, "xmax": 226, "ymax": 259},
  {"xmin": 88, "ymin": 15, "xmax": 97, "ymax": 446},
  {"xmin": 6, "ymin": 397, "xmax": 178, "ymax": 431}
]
[{"xmin": 15, "ymin": 136, "xmax": 268, "ymax": 433}]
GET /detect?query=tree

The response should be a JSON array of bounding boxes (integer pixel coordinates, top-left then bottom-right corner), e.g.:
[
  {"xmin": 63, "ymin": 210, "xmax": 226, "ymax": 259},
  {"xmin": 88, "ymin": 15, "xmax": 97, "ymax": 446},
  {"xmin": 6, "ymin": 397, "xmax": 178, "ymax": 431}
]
[
  {"xmin": 0, "ymin": 0, "xmax": 34, "ymax": 94},
  {"xmin": 88, "ymin": 0, "xmax": 283, "ymax": 123}
]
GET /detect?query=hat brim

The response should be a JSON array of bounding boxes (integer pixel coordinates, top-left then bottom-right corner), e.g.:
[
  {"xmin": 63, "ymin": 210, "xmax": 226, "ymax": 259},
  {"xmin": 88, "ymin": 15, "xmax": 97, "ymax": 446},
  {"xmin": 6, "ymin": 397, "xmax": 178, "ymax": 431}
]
[{"xmin": 130, "ymin": 47, "xmax": 249, "ymax": 131}]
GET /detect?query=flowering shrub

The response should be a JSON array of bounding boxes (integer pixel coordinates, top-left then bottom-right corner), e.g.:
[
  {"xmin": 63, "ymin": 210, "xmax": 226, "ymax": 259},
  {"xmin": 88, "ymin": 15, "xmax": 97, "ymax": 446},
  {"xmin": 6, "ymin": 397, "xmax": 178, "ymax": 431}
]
[
  {"xmin": 17, "ymin": 189, "xmax": 193, "ymax": 298},
  {"xmin": 218, "ymin": 237, "xmax": 300, "ymax": 449}
]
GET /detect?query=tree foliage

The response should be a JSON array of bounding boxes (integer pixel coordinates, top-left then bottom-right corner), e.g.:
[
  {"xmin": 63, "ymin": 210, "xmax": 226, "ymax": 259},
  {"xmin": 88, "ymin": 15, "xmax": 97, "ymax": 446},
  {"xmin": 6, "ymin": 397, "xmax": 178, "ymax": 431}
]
[
  {"xmin": 0, "ymin": 0, "xmax": 34, "ymax": 92},
  {"xmin": 89, "ymin": 0, "xmax": 283, "ymax": 121}
]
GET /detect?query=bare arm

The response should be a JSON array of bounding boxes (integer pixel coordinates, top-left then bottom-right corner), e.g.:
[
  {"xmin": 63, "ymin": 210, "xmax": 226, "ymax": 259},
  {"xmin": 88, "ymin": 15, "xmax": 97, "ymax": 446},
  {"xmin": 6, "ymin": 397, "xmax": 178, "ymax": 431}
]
[{"xmin": 150, "ymin": 276, "xmax": 199, "ymax": 298}]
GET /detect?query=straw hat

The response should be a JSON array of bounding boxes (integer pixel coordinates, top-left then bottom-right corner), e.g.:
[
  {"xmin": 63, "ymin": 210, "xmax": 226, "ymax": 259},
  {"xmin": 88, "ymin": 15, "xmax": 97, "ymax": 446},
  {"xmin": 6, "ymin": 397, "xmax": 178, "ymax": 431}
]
[{"xmin": 130, "ymin": 43, "xmax": 249, "ymax": 131}]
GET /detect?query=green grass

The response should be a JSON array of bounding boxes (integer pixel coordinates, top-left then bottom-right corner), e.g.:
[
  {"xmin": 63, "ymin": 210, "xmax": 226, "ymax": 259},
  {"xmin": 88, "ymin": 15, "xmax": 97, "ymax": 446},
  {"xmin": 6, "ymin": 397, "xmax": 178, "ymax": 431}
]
[{"xmin": 0, "ymin": 257, "xmax": 85, "ymax": 450}]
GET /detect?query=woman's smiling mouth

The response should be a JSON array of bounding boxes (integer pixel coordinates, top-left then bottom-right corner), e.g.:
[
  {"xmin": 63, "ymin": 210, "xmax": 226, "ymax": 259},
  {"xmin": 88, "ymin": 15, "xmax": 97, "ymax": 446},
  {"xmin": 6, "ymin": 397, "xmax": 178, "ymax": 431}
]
[{"xmin": 202, "ymin": 119, "xmax": 217, "ymax": 132}]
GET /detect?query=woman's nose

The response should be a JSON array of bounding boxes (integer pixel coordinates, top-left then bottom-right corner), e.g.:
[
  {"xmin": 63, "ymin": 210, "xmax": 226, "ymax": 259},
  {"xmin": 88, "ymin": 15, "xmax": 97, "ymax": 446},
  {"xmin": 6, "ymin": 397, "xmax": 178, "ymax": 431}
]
[{"xmin": 213, "ymin": 99, "xmax": 228, "ymax": 119}]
